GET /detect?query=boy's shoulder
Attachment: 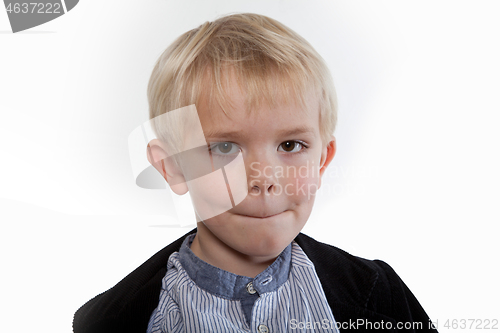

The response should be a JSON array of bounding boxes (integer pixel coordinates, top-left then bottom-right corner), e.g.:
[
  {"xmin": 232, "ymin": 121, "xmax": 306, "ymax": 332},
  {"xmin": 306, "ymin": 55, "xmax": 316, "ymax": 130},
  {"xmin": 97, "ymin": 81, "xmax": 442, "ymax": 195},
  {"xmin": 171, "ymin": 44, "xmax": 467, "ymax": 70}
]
[
  {"xmin": 73, "ymin": 229, "xmax": 435, "ymax": 333},
  {"xmin": 295, "ymin": 233, "xmax": 435, "ymax": 331},
  {"xmin": 72, "ymin": 230, "xmax": 194, "ymax": 333}
]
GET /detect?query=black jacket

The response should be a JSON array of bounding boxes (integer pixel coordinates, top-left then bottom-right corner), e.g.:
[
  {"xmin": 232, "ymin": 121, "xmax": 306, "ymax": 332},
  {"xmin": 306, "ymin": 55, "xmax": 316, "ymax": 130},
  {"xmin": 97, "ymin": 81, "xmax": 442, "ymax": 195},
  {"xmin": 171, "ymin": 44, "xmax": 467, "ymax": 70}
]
[{"xmin": 73, "ymin": 229, "xmax": 437, "ymax": 332}]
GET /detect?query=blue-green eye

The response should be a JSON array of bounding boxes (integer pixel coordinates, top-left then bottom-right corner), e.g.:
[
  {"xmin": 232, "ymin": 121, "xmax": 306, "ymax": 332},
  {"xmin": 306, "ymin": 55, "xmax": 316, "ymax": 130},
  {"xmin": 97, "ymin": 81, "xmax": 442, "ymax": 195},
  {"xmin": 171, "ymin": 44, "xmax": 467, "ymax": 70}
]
[
  {"xmin": 278, "ymin": 141, "xmax": 306, "ymax": 153},
  {"xmin": 209, "ymin": 142, "xmax": 240, "ymax": 155}
]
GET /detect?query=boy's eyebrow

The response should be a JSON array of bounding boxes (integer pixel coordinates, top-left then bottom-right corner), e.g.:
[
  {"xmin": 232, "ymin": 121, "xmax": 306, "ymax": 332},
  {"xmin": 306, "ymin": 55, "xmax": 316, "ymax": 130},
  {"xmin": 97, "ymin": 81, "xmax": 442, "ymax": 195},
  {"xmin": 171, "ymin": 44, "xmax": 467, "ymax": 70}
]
[
  {"xmin": 276, "ymin": 126, "xmax": 317, "ymax": 137},
  {"xmin": 203, "ymin": 129, "xmax": 241, "ymax": 140},
  {"xmin": 203, "ymin": 126, "xmax": 316, "ymax": 140}
]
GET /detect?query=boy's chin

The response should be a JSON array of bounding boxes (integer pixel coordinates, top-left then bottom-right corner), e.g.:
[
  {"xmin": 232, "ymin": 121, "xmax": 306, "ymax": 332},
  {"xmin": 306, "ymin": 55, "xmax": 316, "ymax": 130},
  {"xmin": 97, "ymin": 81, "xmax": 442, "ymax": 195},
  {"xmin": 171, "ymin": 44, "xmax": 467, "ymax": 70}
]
[
  {"xmin": 226, "ymin": 226, "xmax": 301, "ymax": 257},
  {"xmin": 228, "ymin": 239, "xmax": 291, "ymax": 259}
]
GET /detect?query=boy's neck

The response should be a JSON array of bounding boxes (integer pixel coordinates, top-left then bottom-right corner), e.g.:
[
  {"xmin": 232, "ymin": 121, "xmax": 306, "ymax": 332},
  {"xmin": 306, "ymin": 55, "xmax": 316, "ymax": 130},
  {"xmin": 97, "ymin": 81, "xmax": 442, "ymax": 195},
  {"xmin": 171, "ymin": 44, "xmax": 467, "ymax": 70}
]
[{"xmin": 190, "ymin": 223, "xmax": 279, "ymax": 278}]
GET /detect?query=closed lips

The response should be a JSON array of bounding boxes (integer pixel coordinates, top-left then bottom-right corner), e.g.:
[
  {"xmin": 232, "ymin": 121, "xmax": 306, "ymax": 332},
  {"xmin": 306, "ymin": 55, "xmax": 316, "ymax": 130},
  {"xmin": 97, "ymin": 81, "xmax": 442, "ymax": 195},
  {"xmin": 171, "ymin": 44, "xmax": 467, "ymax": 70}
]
[{"xmin": 239, "ymin": 212, "xmax": 284, "ymax": 219}]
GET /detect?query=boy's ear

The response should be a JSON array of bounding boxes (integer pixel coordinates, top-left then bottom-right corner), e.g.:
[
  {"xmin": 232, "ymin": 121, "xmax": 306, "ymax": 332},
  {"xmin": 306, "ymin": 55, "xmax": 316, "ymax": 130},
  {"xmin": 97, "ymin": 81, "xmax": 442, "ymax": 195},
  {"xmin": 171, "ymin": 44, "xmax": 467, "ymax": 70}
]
[
  {"xmin": 318, "ymin": 136, "xmax": 336, "ymax": 183},
  {"xmin": 146, "ymin": 139, "xmax": 189, "ymax": 195}
]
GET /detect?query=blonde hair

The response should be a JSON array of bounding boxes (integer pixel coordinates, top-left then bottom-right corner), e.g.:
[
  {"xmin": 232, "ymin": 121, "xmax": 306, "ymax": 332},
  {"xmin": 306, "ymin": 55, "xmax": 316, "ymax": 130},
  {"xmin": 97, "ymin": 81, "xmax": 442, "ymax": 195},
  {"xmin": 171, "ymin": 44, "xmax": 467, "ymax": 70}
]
[{"xmin": 147, "ymin": 13, "xmax": 337, "ymax": 154}]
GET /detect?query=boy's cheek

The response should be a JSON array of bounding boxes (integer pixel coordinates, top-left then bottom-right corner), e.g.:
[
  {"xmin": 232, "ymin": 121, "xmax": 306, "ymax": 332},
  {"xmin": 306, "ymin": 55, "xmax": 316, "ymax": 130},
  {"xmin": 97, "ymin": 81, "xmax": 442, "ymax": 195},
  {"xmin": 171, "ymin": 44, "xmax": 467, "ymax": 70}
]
[
  {"xmin": 278, "ymin": 160, "xmax": 322, "ymax": 201},
  {"xmin": 188, "ymin": 172, "xmax": 234, "ymax": 221},
  {"xmin": 284, "ymin": 175, "xmax": 321, "ymax": 202},
  {"xmin": 186, "ymin": 152, "xmax": 248, "ymax": 221}
]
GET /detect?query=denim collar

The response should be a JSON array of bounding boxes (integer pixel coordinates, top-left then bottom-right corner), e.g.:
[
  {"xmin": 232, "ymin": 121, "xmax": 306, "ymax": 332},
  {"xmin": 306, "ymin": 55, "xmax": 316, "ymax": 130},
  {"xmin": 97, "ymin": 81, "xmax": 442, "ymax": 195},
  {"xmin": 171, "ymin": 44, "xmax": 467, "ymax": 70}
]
[{"xmin": 179, "ymin": 233, "xmax": 292, "ymax": 300}]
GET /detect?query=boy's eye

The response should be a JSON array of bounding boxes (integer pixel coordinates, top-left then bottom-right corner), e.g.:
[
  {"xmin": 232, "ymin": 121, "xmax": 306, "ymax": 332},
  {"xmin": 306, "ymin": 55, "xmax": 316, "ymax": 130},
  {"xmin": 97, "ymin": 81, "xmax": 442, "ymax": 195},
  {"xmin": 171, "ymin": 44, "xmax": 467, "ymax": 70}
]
[
  {"xmin": 278, "ymin": 141, "xmax": 306, "ymax": 153},
  {"xmin": 209, "ymin": 142, "xmax": 240, "ymax": 155}
]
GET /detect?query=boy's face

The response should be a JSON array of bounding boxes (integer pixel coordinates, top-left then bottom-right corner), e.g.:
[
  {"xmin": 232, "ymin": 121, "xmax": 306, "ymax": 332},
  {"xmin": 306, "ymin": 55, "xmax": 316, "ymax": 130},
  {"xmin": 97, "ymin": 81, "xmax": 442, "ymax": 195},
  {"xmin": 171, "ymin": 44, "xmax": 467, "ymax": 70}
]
[{"xmin": 175, "ymin": 78, "xmax": 336, "ymax": 259}]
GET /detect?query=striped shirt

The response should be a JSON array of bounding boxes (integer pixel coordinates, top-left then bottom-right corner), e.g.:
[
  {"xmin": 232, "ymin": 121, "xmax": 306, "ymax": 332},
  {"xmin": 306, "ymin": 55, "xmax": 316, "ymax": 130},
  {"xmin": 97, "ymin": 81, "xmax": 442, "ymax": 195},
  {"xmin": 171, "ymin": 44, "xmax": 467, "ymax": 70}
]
[{"xmin": 147, "ymin": 234, "xmax": 338, "ymax": 332}]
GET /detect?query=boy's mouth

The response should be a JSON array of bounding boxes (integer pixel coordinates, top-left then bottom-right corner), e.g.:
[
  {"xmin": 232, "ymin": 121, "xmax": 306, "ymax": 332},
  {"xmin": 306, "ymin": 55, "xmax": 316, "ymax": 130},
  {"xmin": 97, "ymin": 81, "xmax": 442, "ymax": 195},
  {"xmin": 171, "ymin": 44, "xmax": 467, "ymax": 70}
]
[{"xmin": 237, "ymin": 211, "xmax": 285, "ymax": 219}]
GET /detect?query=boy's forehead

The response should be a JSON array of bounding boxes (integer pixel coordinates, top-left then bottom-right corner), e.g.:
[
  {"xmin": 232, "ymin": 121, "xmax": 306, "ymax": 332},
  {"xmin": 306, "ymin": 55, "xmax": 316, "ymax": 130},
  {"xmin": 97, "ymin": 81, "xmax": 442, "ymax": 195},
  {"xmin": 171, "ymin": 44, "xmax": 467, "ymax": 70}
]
[
  {"xmin": 196, "ymin": 106, "xmax": 318, "ymax": 142},
  {"xmin": 194, "ymin": 85, "xmax": 321, "ymax": 140}
]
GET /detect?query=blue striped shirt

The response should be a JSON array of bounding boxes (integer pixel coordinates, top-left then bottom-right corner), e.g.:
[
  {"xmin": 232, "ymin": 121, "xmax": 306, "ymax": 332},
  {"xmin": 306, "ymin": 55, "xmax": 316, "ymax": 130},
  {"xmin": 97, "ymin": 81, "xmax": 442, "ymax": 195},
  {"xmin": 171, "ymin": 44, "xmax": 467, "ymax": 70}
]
[{"xmin": 147, "ymin": 234, "xmax": 338, "ymax": 332}]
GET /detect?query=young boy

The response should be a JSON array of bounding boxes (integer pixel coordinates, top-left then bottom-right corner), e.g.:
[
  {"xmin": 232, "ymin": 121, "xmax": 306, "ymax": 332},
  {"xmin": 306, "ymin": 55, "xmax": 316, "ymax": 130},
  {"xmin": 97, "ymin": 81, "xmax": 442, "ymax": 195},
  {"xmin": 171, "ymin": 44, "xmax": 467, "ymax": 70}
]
[{"xmin": 73, "ymin": 13, "xmax": 437, "ymax": 332}]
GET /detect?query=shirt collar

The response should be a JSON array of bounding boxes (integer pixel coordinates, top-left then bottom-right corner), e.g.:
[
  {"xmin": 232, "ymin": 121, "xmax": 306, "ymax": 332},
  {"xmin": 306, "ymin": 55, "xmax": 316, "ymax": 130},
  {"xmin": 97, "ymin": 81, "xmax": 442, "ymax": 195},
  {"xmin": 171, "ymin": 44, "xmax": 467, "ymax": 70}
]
[{"xmin": 179, "ymin": 234, "xmax": 292, "ymax": 299}]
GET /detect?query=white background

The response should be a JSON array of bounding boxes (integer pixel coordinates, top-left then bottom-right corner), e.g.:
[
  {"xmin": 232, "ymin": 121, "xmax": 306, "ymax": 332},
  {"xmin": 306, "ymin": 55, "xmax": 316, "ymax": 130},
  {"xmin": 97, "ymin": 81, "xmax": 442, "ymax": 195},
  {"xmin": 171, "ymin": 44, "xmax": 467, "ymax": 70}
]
[{"xmin": 1, "ymin": 0, "xmax": 499, "ymax": 332}]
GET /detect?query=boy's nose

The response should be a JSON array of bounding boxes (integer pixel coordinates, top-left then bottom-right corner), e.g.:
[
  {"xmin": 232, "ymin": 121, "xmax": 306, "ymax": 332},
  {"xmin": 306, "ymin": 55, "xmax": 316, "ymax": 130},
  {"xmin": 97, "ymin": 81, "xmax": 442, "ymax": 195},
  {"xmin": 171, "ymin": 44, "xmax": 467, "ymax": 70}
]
[{"xmin": 246, "ymin": 154, "xmax": 280, "ymax": 195}]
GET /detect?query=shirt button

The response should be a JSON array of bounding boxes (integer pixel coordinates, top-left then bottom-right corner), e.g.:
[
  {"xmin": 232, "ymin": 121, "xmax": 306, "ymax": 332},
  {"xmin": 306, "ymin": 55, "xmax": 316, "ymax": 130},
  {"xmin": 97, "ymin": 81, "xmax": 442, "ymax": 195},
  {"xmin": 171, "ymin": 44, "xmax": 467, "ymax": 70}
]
[
  {"xmin": 246, "ymin": 282, "xmax": 256, "ymax": 294},
  {"xmin": 258, "ymin": 324, "xmax": 269, "ymax": 333}
]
